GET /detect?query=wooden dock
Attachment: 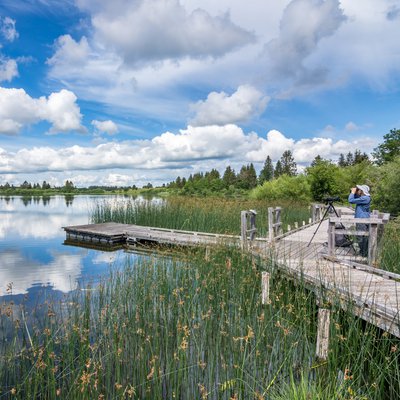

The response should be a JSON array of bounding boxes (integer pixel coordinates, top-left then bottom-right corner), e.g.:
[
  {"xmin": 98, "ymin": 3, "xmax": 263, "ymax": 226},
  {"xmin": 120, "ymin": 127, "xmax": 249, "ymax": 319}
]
[{"xmin": 63, "ymin": 206, "xmax": 399, "ymax": 339}]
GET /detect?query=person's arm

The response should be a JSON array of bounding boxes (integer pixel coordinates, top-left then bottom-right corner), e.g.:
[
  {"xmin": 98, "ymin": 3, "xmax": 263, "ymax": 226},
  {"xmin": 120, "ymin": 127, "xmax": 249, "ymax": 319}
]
[{"xmin": 348, "ymin": 194, "xmax": 370, "ymax": 205}]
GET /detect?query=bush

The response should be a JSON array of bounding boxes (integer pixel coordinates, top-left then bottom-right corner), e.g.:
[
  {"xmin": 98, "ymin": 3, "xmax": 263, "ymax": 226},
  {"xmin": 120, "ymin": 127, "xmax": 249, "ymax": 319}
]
[{"xmin": 250, "ymin": 174, "xmax": 311, "ymax": 202}]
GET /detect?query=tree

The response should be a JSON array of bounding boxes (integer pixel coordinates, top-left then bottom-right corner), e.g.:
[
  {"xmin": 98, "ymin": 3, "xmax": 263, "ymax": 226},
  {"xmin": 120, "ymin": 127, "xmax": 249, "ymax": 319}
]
[
  {"xmin": 64, "ymin": 180, "xmax": 75, "ymax": 192},
  {"xmin": 259, "ymin": 156, "xmax": 274, "ymax": 184},
  {"xmin": 345, "ymin": 151, "xmax": 354, "ymax": 166},
  {"xmin": 353, "ymin": 149, "xmax": 369, "ymax": 164},
  {"xmin": 280, "ymin": 150, "xmax": 297, "ymax": 176},
  {"xmin": 306, "ymin": 158, "xmax": 339, "ymax": 201},
  {"xmin": 237, "ymin": 164, "xmax": 257, "ymax": 190},
  {"xmin": 274, "ymin": 160, "xmax": 283, "ymax": 178},
  {"xmin": 338, "ymin": 153, "xmax": 346, "ymax": 167},
  {"xmin": 222, "ymin": 166, "xmax": 236, "ymax": 188},
  {"xmin": 372, "ymin": 128, "xmax": 400, "ymax": 165},
  {"xmin": 374, "ymin": 156, "xmax": 400, "ymax": 214}
]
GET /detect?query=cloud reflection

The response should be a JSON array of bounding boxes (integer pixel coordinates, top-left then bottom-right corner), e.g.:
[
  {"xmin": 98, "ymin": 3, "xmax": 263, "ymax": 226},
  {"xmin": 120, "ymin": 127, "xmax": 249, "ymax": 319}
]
[{"xmin": 0, "ymin": 249, "xmax": 82, "ymax": 295}]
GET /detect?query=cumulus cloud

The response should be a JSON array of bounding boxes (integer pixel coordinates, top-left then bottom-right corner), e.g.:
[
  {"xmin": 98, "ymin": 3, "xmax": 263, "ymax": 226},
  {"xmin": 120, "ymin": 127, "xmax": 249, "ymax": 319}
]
[
  {"xmin": 91, "ymin": 119, "xmax": 119, "ymax": 135},
  {"xmin": 85, "ymin": 0, "xmax": 255, "ymax": 66},
  {"xmin": 0, "ymin": 17, "xmax": 19, "ymax": 42},
  {"xmin": 0, "ymin": 87, "xmax": 85, "ymax": 134},
  {"xmin": 263, "ymin": 0, "xmax": 346, "ymax": 88},
  {"xmin": 190, "ymin": 85, "xmax": 269, "ymax": 126},
  {"xmin": 0, "ymin": 125, "xmax": 375, "ymax": 178},
  {"xmin": 47, "ymin": 35, "xmax": 90, "ymax": 67},
  {"xmin": 0, "ymin": 56, "xmax": 18, "ymax": 82}
]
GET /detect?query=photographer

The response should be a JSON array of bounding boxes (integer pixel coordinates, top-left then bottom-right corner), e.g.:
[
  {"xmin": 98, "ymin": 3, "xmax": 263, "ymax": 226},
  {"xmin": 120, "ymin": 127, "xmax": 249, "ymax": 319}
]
[{"xmin": 348, "ymin": 185, "xmax": 371, "ymax": 257}]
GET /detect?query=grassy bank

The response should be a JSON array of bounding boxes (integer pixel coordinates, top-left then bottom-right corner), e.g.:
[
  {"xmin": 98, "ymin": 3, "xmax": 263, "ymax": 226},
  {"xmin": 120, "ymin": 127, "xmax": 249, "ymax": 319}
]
[{"xmin": 1, "ymin": 246, "xmax": 399, "ymax": 399}]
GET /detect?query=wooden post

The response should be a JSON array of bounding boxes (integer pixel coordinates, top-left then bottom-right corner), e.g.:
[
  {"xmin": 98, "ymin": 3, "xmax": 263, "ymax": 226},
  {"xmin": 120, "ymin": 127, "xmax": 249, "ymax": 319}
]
[
  {"xmin": 287, "ymin": 224, "xmax": 291, "ymax": 232},
  {"xmin": 261, "ymin": 272, "xmax": 270, "ymax": 305},
  {"xmin": 241, "ymin": 211, "xmax": 248, "ymax": 250},
  {"xmin": 275, "ymin": 207, "xmax": 283, "ymax": 236},
  {"xmin": 268, "ymin": 207, "xmax": 274, "ymax": 241},
  {"xmin": 316, "ymin": 308, "xmax": 331, "ymax": 360},
  {"xmin": 368, "ymin": 221, "xmax": 378, "ymax": 265},
  {"xmin": 249, "ymin": 210, "xmax": 257, "ymax": 241},
  {"xmin": 327, "ymin": 220, "xmax": 336, "ymax": 256},
  {"xmin": 294, "ymin": 221, "xmax": 298, "ymax": 229}
]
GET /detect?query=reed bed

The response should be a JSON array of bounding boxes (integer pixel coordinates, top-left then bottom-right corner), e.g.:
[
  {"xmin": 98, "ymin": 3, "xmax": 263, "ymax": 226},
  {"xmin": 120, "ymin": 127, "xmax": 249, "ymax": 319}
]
[
  {"xmin": 1, "ymin": 246, "xmax": 399, "ymax": 399},
  {"xmin": 91, "ymin": 196, "xmax": 310, "ymax": 237},
  {"xmin": 379, "ymin": 218, "xmax": 400, "ymax": 274}
]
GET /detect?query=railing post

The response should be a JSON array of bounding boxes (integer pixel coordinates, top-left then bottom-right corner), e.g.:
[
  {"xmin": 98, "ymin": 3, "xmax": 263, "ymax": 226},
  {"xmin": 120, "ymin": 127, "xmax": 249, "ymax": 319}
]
[
  {"xmin": 275, "ymin": 207, "xmax": 283, "ymax": 236},
  {"xmin": 368, "ymin": 221, "xmax": 379, "ymax": 265},
  {"xmin": 268, "ymin": 207, "xmax": 274, "ymax": 241},
  {"xmin": 328, "ymin": 220, "xmax": 336, "ymax": 256},
  {"xmin": 241, "ymin": 211, "xmax": 248, "ymax": 250},
  {"xmin": 249, "ymin": 210, "xmax": 257, "ymax": 241}
]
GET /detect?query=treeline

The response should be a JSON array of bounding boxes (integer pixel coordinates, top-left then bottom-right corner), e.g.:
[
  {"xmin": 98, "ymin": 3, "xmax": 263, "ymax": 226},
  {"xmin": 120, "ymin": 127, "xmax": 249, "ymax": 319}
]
[
  {"xmin": 168, "ymin": 150, "xmax": 298, "ymax": 194},
  {"xmin": 168, "ymin": 128, "xmax": 400, "ymax": 214}
]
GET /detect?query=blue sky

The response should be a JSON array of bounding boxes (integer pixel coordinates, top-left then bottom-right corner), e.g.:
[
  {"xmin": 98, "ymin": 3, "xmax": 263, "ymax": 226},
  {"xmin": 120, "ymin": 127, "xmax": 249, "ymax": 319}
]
[{"xmin": 0, "ymin": 0, "xmax": 399, "ymax": 187}]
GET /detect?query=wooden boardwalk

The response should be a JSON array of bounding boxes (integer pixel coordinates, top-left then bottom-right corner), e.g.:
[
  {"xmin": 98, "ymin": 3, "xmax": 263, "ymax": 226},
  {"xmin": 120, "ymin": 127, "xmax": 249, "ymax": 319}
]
[{"xmin": 63, "ymin": 210, "xmax": 400, "ymax": 338}]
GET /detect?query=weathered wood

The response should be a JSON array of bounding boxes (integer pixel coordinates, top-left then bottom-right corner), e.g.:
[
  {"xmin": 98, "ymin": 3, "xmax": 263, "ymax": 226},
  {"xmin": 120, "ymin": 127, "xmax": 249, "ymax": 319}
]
[
  {"xmin": 368, "ymin": 222, "xmax": 379, "ymax": 265},
  {"xmin": 241, "ymin": 211, "xmax": 248, "ymax": 250},
  {"xmin": 316, "ymin": 308, "xmax": 330, "ymax": 360},
  {"xmin": 328, "ymin": 220, "xmax": 336, "ymax": 256},
  {"xmin": 268, "ymin": 207, "xmax": 274, "ymax": 241},
  {"xmin": 261, "ymin": 272, "xmax": 270, "ymax": 305}
]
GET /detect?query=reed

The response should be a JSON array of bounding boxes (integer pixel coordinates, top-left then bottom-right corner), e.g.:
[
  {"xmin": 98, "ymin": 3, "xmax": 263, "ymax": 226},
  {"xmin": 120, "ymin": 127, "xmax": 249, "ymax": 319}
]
[
  {"xmin": 90, "ymin": 196, "xmax": 310, "ymax": 237},
  {"xmin": 1, "ymin": 246, "xmax": 399, "ymax": 399},
  {"xmin": 379, "ymin": 218, "xmax": 400, "ymax": 274}
]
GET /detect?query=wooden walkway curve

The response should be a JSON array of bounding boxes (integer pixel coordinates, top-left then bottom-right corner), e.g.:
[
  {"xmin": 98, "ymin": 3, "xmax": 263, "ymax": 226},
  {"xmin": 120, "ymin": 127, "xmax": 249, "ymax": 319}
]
[{"xmin": 63, "ymin": 207, "xmax": 399, "ymax": 339}]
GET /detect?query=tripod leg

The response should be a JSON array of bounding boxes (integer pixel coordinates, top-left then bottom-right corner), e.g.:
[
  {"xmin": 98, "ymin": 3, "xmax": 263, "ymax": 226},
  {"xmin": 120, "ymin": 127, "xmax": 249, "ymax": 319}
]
[{"xmin": 307, "ymin": 205, "xmax": 331, "ymax": 247}]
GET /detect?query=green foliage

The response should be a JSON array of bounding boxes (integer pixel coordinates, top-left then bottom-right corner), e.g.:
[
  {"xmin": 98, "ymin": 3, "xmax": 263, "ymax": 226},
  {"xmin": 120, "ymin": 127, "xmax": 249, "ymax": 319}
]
[
  {"xmin": 280, "ymin": 150, "xmax": 297, "ymax": 176},
  {"xmin": 251, "ymin": 174, "xmax": 311, "ymax": 202},
  {"xmin": 259, "ymin": 155, "xmax": 274, "ymax": 184},
  {"xmin": 373, "ymin": 157, "xmax": 400, "ymax": 215},
  {"xmin": 236, "ymin": 163, "xmax": 258, "ymax": 190},
  {"xmin": 372, "ymin": 128, "xmax": 400, "ymax": 165},
  {"xmin": 306, "ymin": 158, "xmax": 340, "ymax": 201},
  {"xmin": 274, "ymin": 160, "xmax": 283, "ymax": 178}
]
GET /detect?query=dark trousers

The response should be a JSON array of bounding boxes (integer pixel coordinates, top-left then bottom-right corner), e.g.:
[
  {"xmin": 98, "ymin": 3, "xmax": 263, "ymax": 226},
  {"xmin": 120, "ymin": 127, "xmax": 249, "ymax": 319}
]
[{"xmin": 356, "ymin": 223, "xmax": 369, "ymax": 257}]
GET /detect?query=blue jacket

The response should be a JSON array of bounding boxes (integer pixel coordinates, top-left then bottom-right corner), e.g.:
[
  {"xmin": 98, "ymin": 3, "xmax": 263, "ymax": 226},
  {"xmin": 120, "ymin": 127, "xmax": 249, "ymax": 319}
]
[{"xmin": 348, "ymin": 193, "xmax": 371, "ymax": 218}]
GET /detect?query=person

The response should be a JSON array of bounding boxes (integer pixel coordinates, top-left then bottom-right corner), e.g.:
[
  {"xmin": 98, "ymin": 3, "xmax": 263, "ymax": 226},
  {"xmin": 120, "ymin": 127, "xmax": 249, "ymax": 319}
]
[{"xmin": 348, "ymin": 184, "xmax": 371, "ymax": 257}]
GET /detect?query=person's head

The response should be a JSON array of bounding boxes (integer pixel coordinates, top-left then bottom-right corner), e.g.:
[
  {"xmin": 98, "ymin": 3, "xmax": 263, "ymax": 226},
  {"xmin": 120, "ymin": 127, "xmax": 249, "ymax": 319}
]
[{"xmin": 356, "ymin": 184, "xmax": 370, "ymax": 196}]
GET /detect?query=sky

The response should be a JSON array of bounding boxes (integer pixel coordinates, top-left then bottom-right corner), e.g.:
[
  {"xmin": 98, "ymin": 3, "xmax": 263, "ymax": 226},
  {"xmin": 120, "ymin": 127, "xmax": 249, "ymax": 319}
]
[{"xmin": 0, "ymin": 0, "xmax": 399, "ymax": 188}]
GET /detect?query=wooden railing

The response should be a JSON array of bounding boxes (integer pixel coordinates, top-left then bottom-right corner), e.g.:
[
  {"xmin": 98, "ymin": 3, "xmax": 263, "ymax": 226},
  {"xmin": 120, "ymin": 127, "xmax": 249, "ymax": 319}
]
[{"xmin": 328, "ymin": 211, "xmax": 390, "ymax": 264}]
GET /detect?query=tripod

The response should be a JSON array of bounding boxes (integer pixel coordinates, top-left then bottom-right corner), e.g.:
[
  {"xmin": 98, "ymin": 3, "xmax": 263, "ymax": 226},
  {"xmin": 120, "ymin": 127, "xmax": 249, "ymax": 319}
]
[{"xmin": 307, "ymin": 201, "xmax": 356, "ymax": 253}]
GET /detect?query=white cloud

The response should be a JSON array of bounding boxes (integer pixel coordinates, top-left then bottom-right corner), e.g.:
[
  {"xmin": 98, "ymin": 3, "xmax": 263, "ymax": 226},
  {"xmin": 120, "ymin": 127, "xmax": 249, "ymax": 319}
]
[
  {"xmin": 0, "ymin": 125, "xmax": 376, "ymax": 183},
  {"xmin": 92, "ymin": 119, "xmax": 119, "ymax": 135},
  {"xmin": 47, "ymin": 35, "xmax": 90, "ymax": 67},
  {"xmin": 345, "ymin": 121, "xmax": 360, "ymax": 132},
  {"xmin": 0, "ymin": 87, "xmax": 85, "ymax": 134},
  {"xmin": 0, "ymin": 17, "xmax": 19, "ymax": 42},
  {"xmin": 88, "ymin": 0, "xmax": 255, "ymax": 66},
  {"xmin": 263, "ymin": 0, "xmax": 346, "ymax": 89},
  {"xmin": 190, "ymin": 85, "xmax": 269, "ymax": 126},
  {"xmin": 0, "ymin": 57, "xmax": 18, "ymax": 82}
]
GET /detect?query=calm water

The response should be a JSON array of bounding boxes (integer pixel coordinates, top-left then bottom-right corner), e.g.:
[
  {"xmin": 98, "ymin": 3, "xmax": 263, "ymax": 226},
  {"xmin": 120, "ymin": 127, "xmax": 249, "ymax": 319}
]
[{"xmin": 0, "ymin": 195, "xmax": 142, "ymax": 301}]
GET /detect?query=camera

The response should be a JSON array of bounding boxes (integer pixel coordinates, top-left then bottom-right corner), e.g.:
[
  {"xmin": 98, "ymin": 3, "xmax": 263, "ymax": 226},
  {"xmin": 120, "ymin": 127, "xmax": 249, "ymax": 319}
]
[{"xmin": 323, "ymin": 196, "xmax": 341, "ymax": 203}]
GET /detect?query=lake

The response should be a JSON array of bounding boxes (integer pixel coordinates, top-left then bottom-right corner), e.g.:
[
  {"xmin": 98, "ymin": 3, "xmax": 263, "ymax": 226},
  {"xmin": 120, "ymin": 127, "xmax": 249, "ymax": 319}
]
[{"xmin": 0, "ymin": 195, "xmax": 145, "ymax": 302}]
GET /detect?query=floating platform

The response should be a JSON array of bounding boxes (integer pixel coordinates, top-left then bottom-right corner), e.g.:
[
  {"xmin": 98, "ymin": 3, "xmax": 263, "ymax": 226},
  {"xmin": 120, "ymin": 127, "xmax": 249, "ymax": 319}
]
[{"xmin": 63, "ymin": 222, "xmax": 240, "ymax": 248}]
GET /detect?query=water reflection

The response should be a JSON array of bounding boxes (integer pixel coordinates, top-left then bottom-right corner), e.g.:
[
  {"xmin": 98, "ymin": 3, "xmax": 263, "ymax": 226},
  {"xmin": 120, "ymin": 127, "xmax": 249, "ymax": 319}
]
[{"xmin": 0, "ymin": 195, "xmax": 141, "ymax": 299}]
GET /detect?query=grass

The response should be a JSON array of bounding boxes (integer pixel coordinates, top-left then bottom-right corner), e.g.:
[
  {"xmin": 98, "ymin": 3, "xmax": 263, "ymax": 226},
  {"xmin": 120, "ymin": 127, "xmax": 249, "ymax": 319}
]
[
  {"xmin": 90, "ymin": 196, "xmax": 311, "ymax": 237},
  {"xmin": 378, "ymin": 218, "xmax": 400, "ymax": 274},
  {"xmin": 1, "ymin": 246, "xmax": 399, "ymax": 399}
]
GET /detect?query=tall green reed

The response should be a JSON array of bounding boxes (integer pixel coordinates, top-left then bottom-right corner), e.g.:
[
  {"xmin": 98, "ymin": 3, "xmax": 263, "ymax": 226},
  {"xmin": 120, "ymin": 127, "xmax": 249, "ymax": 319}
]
[
  {"xmin": 91, "ymin": 196, "xmax": 310, "ymax": 237},
  {"xmin": 1, "ymin": 246, "xmax": 399, "ymax": 399}
]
